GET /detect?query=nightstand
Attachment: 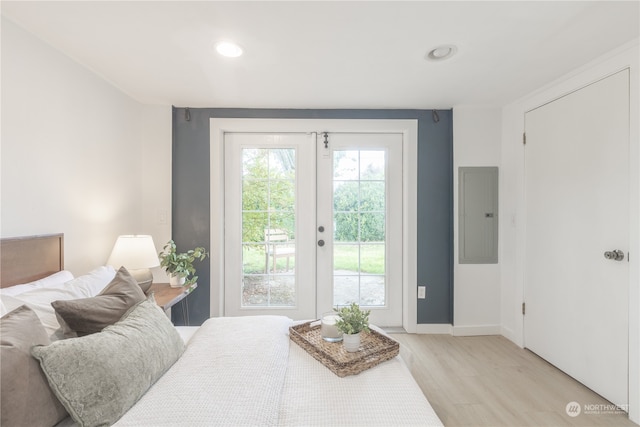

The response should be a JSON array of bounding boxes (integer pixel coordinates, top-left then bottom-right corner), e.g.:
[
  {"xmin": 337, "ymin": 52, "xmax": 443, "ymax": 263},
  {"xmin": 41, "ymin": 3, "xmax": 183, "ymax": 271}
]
[{"xmin": 148, "ymin": 282, "xmax": 197, "ymax": 325}]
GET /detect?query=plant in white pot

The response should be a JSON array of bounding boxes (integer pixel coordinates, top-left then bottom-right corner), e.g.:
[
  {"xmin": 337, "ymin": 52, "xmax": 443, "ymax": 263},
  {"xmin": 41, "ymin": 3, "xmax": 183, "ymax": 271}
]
[
  {"xmin": 159, "ymin": 240, "xmax": 209, "ymax": 287},
  {"xmin": 335, "ymin": 303, "xmax": 371, "ymax": 352}
]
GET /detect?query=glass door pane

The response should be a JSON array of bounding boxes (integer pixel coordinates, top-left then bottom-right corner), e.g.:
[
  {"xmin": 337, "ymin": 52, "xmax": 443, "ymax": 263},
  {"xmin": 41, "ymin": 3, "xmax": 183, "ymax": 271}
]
[
  {"xmin": 333, "ymin": 150, "xmax": 386, "ymax": 307},
  {"xmin": 241, "ymin": 148, "xmax": 296, "ymax": 307},
  {"xmin": 224, "ymin": 133, "xmax": 315, "ymax": 319}
]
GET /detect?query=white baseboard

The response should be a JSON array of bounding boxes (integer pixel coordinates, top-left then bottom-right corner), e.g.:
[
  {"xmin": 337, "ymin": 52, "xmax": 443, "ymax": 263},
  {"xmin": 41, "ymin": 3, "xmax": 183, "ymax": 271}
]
[
  {"xmin": 413, "ymin": 324, "xmax": 502, "ymax": 336},
  {"xmin": 452, "ymin": 324, "xmax": 501, "ymax": 336},
  {"xmin": 415, "ymin": 324, "xmax": 453, "ymax": 334},
  {"xmin": 500, "ymin": 325, "xmax": 522, "ymax": 347}
]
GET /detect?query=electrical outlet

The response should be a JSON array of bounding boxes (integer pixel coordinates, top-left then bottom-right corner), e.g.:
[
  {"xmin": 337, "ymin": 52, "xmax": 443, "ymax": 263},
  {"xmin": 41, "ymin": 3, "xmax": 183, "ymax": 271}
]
[{"xmin": 418, "ymin": 286, "xmax": 426, "ymax": 299}]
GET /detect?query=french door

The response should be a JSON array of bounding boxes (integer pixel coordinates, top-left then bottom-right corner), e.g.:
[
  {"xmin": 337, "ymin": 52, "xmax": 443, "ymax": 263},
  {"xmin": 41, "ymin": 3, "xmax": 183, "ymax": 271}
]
[
  {"xmin": 316, "ymin": 133, "xmax": 402, "ymax": 326},
  {"xmin": 224, "ymin": 131, "xmax": 403, "ymax": 326},
  {"xmin": 224, "ymin": 133, "xmax": 316, "ymax": 320}
]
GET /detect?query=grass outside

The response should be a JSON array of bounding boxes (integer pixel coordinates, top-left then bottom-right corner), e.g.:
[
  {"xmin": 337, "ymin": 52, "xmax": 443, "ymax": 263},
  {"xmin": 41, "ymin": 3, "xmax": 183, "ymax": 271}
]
[
  {"xmin": 334, "ymin": 244, "xmax": 384, "ymax": 274},
  {"xmin": 242, "ymin": 244, "xmax": 384, "ymax": 274}
]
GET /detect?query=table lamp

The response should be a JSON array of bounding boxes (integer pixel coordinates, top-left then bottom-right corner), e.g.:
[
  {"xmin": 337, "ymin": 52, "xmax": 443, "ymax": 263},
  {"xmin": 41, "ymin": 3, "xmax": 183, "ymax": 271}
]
[{"xmin": 107, "ymin": 235, "xmax": 159, "ymax": 293}]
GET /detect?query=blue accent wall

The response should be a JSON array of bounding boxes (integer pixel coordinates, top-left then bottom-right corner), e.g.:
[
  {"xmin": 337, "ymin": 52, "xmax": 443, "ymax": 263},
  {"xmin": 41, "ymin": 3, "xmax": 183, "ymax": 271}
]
[{"xmin": 171, "ymin": 108, "xmax": 452, "ymax": 326}]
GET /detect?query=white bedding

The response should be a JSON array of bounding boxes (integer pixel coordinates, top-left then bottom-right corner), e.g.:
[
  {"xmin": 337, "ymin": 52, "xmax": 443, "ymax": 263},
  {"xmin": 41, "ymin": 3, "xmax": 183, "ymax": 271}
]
[
  {"xmin": 114, "ymin": 316, "xmax": 443, "ymax": 427},
  {"xmin": 175, "ymin": 325, "xmax": 199, "ymax": 344},
  {"xmin": 6, "ymin": 269, "xmax": 431, "ymax": 426},
  {"xmin": 279, "ymin": 338, "xmax": 441, "ymax": 426},
  {"xmin": 116, "ymin": 316, "xmax": 291, "ymax": 426}
]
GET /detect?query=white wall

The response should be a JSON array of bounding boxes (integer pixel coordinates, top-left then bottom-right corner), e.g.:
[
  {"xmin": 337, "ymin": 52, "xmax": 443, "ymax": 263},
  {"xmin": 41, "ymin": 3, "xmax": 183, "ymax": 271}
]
[
  {"xmin": 139, "ymin": 105, "xmax": 172, "ymax": 281},
  {"xmin": 452, "ymin": 107, "xmax": 502, "ymax": 335},
  {"xmin": 500, "ymin": 40, "xmax": 639, "ymax": 423},
  {"xmin": 1, "ymin": 17, "xmax": 172, "ymax": 278}
]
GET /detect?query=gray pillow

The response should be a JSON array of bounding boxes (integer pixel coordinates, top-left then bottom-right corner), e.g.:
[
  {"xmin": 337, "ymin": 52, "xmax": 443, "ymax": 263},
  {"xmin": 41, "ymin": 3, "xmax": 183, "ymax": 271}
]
[
  {"xmin": 52, "ymin": 266, "xmax": 146, "ymax": 337},
  {"xmin": 1, "ymin": 305, "xmax": 68, "ymax": 427},
  {"xmin": 32, "ymin": 298, "xmax": 185, "ymax": 427}
]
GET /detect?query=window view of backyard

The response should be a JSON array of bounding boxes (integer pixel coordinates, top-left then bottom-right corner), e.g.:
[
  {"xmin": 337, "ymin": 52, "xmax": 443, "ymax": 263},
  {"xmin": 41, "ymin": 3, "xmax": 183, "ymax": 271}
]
[
  {"xmin": 241, "ymin": 147, "xmax": 387, "ymax": 309},
  {"xmin": 333, "ymin": 150, "xmax": 386, "ymax": 307},
  {"xmin": 241, "ymin": 148, "xmax": 296, "ymax": 307}
]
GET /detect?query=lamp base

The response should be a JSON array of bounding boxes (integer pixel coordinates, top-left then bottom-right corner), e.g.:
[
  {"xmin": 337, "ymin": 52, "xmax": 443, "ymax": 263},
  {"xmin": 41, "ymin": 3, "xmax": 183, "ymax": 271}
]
[{"xmin": 130, "ymin": 268, "xmax": 153, "ymax": 294}]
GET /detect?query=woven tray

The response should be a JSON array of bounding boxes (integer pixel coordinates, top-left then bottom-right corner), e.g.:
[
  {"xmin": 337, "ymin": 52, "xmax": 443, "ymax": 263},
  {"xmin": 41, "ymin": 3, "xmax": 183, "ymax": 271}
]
[{"xmin": 289, "ymin": 321, "xmax": 399, "ymax": 377}]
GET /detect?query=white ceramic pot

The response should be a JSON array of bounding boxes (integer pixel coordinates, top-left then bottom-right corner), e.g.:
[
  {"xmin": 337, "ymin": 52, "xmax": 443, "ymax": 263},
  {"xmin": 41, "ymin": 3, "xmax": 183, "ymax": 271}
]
[
  {"xmin": 343, "ymin": 332, "xmax": 361, "ymax": 352},
  {"xmin": 169, "ymin": 274, "xmax": 186, "ymax": 288}
]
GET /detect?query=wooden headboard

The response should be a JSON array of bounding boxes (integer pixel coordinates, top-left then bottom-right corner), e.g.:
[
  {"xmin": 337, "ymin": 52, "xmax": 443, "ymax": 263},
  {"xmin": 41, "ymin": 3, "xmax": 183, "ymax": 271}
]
[{"xmin": 0, "ymin": 233, "xmax": 64, "ymax": 288}]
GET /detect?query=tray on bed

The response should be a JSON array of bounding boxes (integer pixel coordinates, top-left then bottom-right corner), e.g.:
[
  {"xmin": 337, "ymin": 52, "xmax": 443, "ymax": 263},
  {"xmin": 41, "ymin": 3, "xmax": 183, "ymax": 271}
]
[{"xmin": 289, "ymin": 321, "xmax": 399, "ymax": 377}]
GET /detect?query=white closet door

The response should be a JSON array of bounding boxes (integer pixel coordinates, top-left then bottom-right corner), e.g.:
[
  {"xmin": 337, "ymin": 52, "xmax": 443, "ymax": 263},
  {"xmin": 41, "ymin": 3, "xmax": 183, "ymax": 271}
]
[{"xmin": 524, "ymin": 69, "xmax": 629, "ymax": 407}]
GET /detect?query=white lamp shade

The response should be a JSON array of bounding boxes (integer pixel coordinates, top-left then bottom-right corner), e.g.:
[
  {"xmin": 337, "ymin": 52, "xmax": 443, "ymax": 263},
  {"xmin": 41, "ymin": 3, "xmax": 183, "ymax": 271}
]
[{"xmin": 107, "ymin": 235, "xmax": 160, "ymax": 270}]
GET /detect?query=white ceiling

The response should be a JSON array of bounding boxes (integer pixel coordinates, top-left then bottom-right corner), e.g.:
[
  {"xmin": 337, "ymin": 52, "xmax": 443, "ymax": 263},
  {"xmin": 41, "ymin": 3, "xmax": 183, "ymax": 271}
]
[{"xmin": 2, "ymin": 1, "xmax": 639, "ymax": 109}]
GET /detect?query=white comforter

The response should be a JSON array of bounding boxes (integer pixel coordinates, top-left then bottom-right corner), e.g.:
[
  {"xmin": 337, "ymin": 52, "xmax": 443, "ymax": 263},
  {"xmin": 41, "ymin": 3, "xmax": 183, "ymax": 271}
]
[{"xmin": 115, "ymin": 316, "xmax": 443, "ymax": 426}]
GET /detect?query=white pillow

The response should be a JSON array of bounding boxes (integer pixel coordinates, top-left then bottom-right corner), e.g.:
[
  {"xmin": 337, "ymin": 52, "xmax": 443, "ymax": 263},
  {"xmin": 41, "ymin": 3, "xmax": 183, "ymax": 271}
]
[
  {"xmin": 0, "ymin": 270, "xmax": 74, "ymax": 297},
  {"xmin": 1, "ymin": 295, "xmax": 29, "ymax": 317},
  {"xmin": 0, "ymin": 293, "xmax": 64, "ymax": 340},
  {"xmin": 1, "ymin": 266, "xmax": 116, "ymax": 339},
  {"xmin": 62, "ymin": 265, "xmax": 116, "ymax": 297}
]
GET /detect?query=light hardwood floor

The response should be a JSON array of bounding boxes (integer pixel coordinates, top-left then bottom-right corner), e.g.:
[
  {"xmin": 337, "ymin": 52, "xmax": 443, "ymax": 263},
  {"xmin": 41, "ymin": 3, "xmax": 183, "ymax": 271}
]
[{"xmin": 390, "ymin": 333, "xmax": 637, "ymax": 427}]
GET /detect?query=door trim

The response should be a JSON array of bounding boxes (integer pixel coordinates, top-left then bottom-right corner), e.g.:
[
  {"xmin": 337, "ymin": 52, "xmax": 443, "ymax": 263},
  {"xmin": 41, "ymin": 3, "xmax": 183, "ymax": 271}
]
[{"xmin": 210, "ymin": 118, "xmax": 418, "ymax": 332}]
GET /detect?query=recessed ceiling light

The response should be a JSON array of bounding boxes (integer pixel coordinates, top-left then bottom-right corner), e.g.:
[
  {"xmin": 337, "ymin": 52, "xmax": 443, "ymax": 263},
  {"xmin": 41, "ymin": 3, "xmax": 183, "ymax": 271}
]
[
  {"xmin": 215, "ymin": 41, "xmax": 243, "ymax": 58},
  {"xmin": 426, "ymin": 45, "xmax": 458, "ymax": 61}
]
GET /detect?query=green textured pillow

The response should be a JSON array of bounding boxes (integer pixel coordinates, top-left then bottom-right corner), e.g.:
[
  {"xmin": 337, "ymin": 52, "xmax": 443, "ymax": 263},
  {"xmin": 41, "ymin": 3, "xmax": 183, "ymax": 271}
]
[
  {"xmin": 31, "ymin": 298, "xmax": 185, "ymax": 427},
  {"xmin": 1, "ymin": 305, "xmax": 68, "ymax": 427},
  {"xmin": 52, "ymin": 266, "xmax": 146, "ymax": 338}
]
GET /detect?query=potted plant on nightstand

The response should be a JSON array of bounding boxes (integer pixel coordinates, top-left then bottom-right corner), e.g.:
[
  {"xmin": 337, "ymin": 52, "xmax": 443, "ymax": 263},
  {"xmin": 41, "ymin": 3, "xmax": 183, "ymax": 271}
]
[
  {"xmin": 159, "ymin": 240, "xmax": 209, "ymax": 287},
  {"xmin": 335, "ymin": 303, "xmax": 371, "ymax": 352}
]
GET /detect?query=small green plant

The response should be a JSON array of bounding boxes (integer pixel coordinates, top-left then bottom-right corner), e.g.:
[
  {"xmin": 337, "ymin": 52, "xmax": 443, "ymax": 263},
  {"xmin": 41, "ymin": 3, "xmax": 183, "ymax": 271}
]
[
  {"xmin": 159, "ymin": 240, "xmax": 209, "ymax": 286},
  {"xmin": 334, "ymin": 303, "xmax": 371, "ymax": 335}
]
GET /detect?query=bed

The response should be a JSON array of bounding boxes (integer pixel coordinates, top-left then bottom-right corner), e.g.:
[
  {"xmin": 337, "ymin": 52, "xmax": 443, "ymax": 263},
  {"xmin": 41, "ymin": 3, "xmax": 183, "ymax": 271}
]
[{"xmin": 0, "ymin": 233, "xmax": 443, "ymax": 427}]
